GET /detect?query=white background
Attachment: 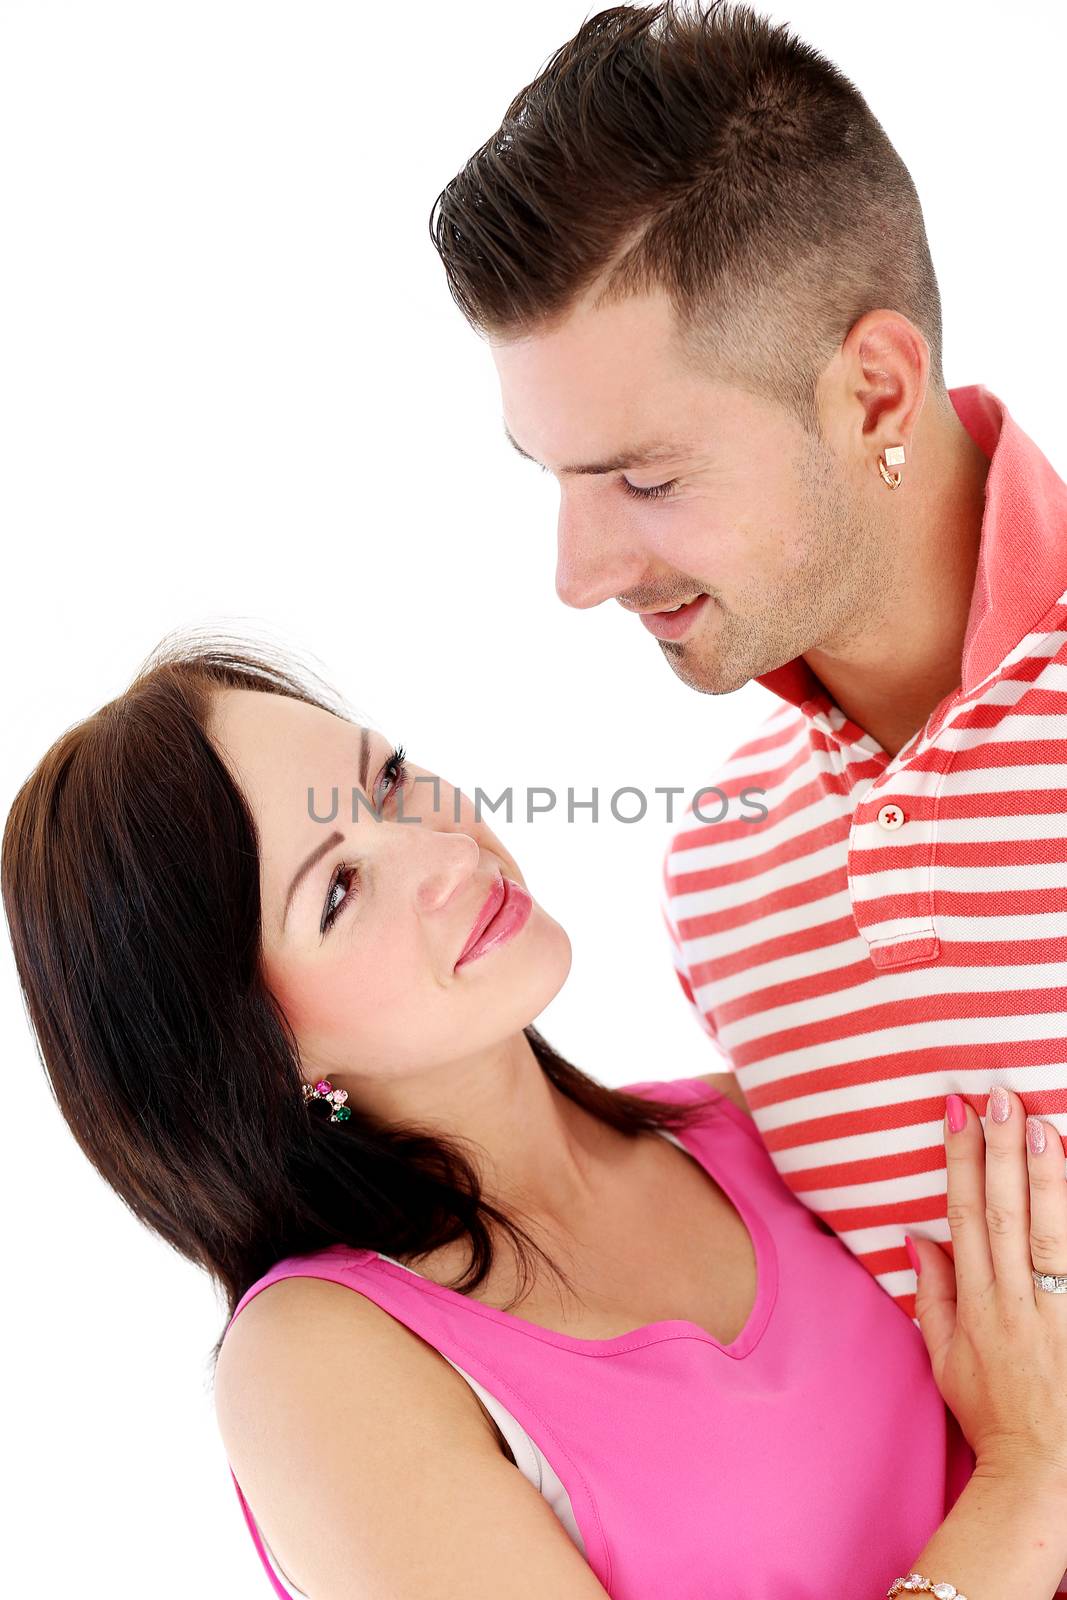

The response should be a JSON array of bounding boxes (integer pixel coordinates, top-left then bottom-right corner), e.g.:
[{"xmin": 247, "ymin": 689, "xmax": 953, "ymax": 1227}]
[{"xmin": 1, "ymin": 1, "xmax": 1064, "ymax": 1593}]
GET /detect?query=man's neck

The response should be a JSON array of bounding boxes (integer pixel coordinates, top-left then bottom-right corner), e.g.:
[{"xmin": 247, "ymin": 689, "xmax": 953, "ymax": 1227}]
[{"xmin": 803, "ymin": 407, "xmax": 992, "ymax": 761}]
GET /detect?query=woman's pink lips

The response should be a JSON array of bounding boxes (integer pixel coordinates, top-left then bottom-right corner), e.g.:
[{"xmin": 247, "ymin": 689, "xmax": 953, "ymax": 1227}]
[
  {"xmin": 638, "ymin": 593, "xmax": 710, "ymax": 641},
  {"xmin": 456, "ymin": 874, "xmax": 505, "ymax": 963},
  {"xmin": 454, "ymin": 876, "xmax": 532, "ymax": 969}
]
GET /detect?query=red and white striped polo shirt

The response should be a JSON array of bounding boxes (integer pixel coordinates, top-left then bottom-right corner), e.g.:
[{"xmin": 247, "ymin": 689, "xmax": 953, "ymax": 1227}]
[{"xmin": 660, "ymin": 384, "xmax": 1067, "ymax": 1320}]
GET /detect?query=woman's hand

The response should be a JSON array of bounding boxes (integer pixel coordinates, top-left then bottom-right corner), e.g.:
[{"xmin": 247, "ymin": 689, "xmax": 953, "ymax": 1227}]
[{"xmin": 912, "ymin": 1087, "xmax": 1067, "ymax": 1493}]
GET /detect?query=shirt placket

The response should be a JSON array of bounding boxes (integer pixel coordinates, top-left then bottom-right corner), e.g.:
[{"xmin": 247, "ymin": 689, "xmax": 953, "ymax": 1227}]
[
  {"xmin": 803, "ymin": 699, "xmax": 943, "ymax": 969},
  {"xmin": 846, "ymin": 747, "xmax": 943, "ymax": 969}
]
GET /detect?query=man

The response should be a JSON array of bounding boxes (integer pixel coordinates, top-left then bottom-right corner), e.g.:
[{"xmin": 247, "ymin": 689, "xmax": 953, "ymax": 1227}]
[{"xmin": 429, "ymin": 0, "xmax": 1067, "ymax": 1320}]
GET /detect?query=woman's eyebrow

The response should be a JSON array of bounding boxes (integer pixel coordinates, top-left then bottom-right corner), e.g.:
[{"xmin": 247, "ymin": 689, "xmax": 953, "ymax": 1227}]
[
  {"xmin": 280, "ymin": 729, "xmax": 372, "ymax": 931},
  {"xmin": 282, "ymin": 829, "xmax": 343, "ymax": 932}
]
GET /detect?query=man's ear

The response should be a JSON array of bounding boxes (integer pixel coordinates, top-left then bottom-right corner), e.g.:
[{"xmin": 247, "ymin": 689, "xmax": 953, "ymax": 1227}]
[{"xmin": 844, "ymin": 306, "xmax": 929, "ymax": 459}]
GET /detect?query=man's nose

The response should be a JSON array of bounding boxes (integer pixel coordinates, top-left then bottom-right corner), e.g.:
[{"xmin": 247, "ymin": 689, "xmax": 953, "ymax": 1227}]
[{"xmin": 554, "ymin": 497, "xmax": 644, "ymax": 610}]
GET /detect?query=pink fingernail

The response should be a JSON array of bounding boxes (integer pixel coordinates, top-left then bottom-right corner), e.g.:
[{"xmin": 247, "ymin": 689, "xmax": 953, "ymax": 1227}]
[
  {"xmin": 904, "ymin": 1235, "xmax": 922, "ymax": 1277},
  {"xmin": 945, "ymin": 1094, "xmax": 966, "ymax": 1134},
  {"xmin": 1027, "ymin": 1116, "xmax": 1046, "ymax": 1156},
  {"xmin": 989, "ymin": 1085, "xmax": 1011, "ymax": 1124}
]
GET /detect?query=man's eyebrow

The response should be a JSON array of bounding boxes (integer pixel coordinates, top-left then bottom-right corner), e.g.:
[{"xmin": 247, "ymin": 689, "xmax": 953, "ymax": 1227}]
[
  {"xmin": 281, "ymin": 727, "xmax": 371, "ymax": 932},
  {"xmin": 502, "ymin": 421, "xmax": 683, "ymax": 477}
]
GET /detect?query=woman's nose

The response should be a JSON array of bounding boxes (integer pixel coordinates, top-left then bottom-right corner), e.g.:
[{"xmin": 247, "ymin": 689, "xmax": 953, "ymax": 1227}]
[{"xmin": 415, "ymin": 831, "xmax": 480, "ymax": 915}]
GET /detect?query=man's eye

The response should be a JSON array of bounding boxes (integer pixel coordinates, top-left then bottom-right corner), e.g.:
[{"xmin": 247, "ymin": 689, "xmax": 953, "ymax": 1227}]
[{"xmin": 623, "ymin": 479, "xmax": 677, "ymax": 500}]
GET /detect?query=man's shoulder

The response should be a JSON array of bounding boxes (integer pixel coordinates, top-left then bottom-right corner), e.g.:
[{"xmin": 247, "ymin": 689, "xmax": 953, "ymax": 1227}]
[
  {"xmin": 662, "ymin": 698, "xmax": 804, "ymax": 855},
  {"xmin": 694, "ymin": 696, "xmax": 802, "ymax": 774}
]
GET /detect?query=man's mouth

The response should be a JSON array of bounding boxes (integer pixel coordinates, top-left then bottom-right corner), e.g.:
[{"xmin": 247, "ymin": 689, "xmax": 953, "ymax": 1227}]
[{"xmin": 637, "ymin": 593, "xmax": 711, "ymax": 640}]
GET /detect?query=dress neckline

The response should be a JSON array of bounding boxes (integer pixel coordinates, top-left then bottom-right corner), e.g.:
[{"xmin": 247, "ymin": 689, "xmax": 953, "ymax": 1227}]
[{"xmin": 370, "ymin": 1090, "xmax": 779, "ymax": 1361}]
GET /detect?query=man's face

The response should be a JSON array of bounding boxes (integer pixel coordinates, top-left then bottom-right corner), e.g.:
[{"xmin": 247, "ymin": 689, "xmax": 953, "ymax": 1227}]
[{"xmin": 491, "ymin": 287, "xmax": 871, "ymax": 696}]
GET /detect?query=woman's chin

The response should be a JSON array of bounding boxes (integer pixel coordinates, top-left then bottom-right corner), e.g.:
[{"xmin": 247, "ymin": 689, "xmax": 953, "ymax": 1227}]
[
  {"xmin": 523, "ymin": 917, "xmax": 573, "ymax": 1007},
  {"xmin": 516, "ymin": 903, "xmax": 572, "ymax": 986},
  {"xmin": 491, "ymin": 913, "xmax": 572, "ymax": 1017}
]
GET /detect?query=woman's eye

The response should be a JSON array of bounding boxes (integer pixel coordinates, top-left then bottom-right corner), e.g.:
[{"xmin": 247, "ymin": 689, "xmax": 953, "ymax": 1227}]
[
  {"xmin": 321, "ymin": 747, "xmax": 409, "ymax": 936},
  {"xmin": 322, "ymin": 864, "xmax": 357, "ymax": 933},
  {"xmin": 374, "ymin": 745, "xmax": 408, "ymax": 810},
  {"xmin": 623, "ymin": 478, "xmax": 677, "ymax": 500}
]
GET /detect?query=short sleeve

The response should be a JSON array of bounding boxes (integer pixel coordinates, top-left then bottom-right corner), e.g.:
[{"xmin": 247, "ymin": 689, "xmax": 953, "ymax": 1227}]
[{"xmin": 659, "ymin": 832, "xmax": 733, "ymax": 1066}]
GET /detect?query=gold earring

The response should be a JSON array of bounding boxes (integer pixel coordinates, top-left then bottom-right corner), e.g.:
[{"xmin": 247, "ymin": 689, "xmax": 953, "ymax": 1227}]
[{"xmin": 878, "ymin": 444, "xmax": 905, "ymax": 489}]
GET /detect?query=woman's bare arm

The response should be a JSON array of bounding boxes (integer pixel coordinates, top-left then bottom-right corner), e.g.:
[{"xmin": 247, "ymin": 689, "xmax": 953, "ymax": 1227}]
[
  {"xmin": 215, "ymin": 1275, "xmax": 613, "ymax": 1600},
  {"xmin": 892, "ymin": 1463, "xmax": 1067, "ymax": 1599}
]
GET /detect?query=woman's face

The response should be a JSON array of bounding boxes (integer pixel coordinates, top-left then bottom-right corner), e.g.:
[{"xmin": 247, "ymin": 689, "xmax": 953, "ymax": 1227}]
[{"xmin": 207, "ymin": 688, "xmax": 571, "ymax": 1083}]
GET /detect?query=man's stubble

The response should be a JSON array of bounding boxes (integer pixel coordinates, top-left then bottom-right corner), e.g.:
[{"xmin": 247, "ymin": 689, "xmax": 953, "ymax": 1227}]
[{"xmin": 661, "ymin": 432, "xmax": 893, "ymax": 698}]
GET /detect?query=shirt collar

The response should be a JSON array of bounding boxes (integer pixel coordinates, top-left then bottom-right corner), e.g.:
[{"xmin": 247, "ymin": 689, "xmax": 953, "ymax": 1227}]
[{"xmin": 755, "ymin": 384, "xmax": 1067, "ymax": 716}]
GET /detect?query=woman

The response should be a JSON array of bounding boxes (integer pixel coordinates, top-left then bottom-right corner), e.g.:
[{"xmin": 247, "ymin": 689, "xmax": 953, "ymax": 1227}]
[{"xmin": 4, "ymin": 631, "xmax": 1067, "ymax": 1600}]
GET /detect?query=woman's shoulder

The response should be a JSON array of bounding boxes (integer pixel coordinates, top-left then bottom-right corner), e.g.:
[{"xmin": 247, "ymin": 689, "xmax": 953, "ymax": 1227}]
[
  {"xmin": 621, "ymin": 1070, "xmax": 754, "ymax": 1120},
  {"xmin": 215, "ymin": 1272, "xmax": 505, "ymax": 1486},
  {"xmin": 216, "ymin": 1274, "xmax": 396, "ymax": 1430},
  {"xmin": 222, "ymin": 1266, "xmax": 376, "ymax": 1347},
  {"xmin": 218, "ymin": 1270, "xmax": 477, "ymax": 1411},
  {"xmin": 694, "ymin": 1070, "xmax": 755, "ymax": 1119}
]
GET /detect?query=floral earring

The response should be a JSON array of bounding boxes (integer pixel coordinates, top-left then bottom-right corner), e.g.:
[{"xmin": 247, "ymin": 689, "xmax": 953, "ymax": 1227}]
[{"xmin": 302, "ymin": 1078, "xmax": 352, "ymax": 1122}]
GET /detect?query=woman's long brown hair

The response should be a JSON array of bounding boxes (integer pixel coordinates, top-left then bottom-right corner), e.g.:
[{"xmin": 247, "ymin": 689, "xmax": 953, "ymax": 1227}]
[{"xmin": 2, "ymin": 629, "xmax": 719, "ymax": 1375}]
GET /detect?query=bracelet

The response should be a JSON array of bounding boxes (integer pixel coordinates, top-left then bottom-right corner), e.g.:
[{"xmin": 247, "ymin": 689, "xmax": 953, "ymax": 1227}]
[{"xmin": 886, "ymin": 1577, "xmax": 968, "ymax": 1599}]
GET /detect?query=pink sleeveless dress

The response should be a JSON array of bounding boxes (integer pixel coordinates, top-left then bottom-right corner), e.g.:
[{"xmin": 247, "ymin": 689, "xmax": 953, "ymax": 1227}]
[{"xmin": 221, "ymin": 1074, "xmax": 995, "ymax": 1598}]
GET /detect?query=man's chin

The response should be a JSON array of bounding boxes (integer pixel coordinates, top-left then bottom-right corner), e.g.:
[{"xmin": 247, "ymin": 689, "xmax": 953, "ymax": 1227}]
[{"xmin": 659, "ymin": 643, "xmax": 748, "ymax": 697}]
